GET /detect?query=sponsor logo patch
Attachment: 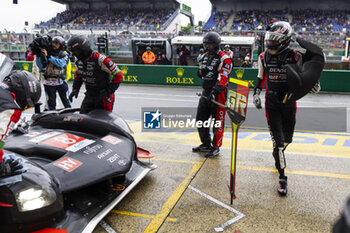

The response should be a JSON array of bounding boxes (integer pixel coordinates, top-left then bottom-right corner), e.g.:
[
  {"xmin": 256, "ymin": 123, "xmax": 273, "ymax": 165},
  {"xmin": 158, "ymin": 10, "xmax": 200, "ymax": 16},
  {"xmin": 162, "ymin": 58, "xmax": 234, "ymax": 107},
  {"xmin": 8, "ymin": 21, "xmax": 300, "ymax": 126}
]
[
  {"xmin": 53, "ymin": 157, "xmax": 82, "ymax": 172},
  {"xmin": 25, "ymin": 132, "xmax": 41, "ymax": 137},
  {"xmin": 29, "ymin": 132, "xmax": 61, "ymax": 143},
  {"xmin": 101, "ymin": 135, "xmax": 122, "ymax": 145}
]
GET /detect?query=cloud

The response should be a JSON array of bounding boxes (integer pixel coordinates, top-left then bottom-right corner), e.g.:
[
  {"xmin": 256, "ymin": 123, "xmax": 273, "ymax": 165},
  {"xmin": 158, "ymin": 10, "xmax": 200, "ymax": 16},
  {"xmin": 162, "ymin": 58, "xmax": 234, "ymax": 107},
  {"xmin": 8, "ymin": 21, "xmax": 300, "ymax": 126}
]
[{"xmin": 0, "ymin": 0, "xmax": 65, "ymax": 32}]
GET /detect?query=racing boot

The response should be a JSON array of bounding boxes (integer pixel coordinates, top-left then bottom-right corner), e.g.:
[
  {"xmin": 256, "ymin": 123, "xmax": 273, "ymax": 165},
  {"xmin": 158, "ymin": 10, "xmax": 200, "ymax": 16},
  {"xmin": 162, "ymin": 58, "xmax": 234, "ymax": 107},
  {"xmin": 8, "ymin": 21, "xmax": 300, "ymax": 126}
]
[
  {"xmin": 205, "ymin": 147, "xmax": 220, "ymax": 158},
  {"xmin": 192, "ymin": 144, "xmax": 211, "ymax": 153},
  {"xmin": 277, "ymin": 176, "xmax": 288, "ymax": 196}
]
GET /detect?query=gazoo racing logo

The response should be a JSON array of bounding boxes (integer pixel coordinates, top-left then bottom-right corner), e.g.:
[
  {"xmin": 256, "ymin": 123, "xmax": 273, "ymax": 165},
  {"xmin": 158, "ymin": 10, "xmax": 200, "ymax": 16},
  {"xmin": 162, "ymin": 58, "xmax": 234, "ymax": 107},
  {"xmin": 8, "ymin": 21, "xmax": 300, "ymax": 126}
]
[{"xmin": 227, "ymin": 90, "xmax": 247, "ymax": 117}]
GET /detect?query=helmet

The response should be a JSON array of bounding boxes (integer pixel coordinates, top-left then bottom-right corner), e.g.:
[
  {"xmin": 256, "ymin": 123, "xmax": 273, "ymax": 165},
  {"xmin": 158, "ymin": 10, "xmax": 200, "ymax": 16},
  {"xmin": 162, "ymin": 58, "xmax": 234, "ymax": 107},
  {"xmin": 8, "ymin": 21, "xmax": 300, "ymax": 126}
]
[
  {"xmin": 3, "ymin": 70, "xmax": 41, "ymax": 110},
  {"xmin": 224, "ymin": 44, "xmax": 230, "ymax": 48},
  {"xmin": 203, "ymin": 32, "xmax": 221, "ymax": 54},
  {"xmin": 67, "ymin": 35, "xmax": 92, "ymax": 60},
  {"xmin": 199, "ymin": 48, "xmax": 204, "ymax": 53},
  {"xmin": 0, "ymin": 53, "xmax": 19, "ymax": 80},
  {"xmin": 265, "ymin": 21, "xmax": 293, "ymax": 55},
  {"xmin": 146, "ymin": 46, "xmax": 151, "ymax": 51},
  {"xmin": 52, "ymin": 36, "xmax": 65, "ymax": 49}
]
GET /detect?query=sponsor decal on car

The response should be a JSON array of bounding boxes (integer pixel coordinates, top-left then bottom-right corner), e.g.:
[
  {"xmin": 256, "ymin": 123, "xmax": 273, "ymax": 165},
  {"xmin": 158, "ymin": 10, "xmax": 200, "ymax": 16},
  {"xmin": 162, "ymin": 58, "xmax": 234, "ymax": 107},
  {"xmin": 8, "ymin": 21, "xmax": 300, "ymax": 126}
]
[
  {"xmin": 53, "ymin": 157, "xmax": 83, "ymax": 172},
  {"xmin": 29, "ymin": 132, "xmax": 61, "ymax": 143},
  {"xmin": 25, "ymin": 131, "xmax": 42, "ymax": 137},
  {"xmin": 83, "ymin": 144, "xmax": 103, "ymax": 155},
  {"xmin": 118, "ymin": 159, "xmax": 127, "ymax": 166},
  {"xmin": 97, "ymin": 149, "xmax": 113, "ymax": 159},
  {"xmin": 101, "ymin": 135, "xmax": 122, "ymax": 145},
  {"xmin": 41, "ymin": 133, "xmax": 95, "ymax": 152}
]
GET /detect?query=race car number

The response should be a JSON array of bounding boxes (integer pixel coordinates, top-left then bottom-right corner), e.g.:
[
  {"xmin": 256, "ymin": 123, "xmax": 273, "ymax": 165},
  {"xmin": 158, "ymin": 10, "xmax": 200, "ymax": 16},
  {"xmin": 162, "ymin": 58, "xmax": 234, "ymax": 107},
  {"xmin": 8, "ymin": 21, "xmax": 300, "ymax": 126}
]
[{"xmin": 41, "ymin": 133, "xmax": 95, "ymax": 152}]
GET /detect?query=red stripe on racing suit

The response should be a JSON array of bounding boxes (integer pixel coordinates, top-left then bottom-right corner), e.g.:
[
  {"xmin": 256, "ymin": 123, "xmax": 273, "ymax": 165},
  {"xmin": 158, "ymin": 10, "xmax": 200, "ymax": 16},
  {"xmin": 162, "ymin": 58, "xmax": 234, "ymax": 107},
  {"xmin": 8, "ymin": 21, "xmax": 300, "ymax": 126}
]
[
  {"xmin": 0, "ymin": 109, "xmax": 21, "ymax": 162},
  {"xmin": 214, "ymin": 51, "xmax": 232, "ymax": 147}
]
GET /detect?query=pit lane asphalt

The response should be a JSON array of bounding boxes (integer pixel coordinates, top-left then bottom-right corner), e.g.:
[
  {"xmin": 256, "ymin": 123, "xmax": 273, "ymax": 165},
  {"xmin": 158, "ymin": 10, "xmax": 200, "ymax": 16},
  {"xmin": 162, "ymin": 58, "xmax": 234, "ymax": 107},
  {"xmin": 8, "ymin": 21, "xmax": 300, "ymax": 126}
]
[{"xmin": 53, "ymin": 84, "xmax": 350, "ymax": 233}]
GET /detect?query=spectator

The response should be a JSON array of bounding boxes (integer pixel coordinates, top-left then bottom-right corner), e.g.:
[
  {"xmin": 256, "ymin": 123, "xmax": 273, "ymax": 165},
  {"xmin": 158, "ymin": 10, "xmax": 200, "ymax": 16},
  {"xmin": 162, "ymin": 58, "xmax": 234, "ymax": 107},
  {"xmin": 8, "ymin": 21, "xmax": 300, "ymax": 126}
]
[
  {"xmin": 224, "ymin": 45, "xmax": 233, "ymax": 59},
  {"xmin": 136, "ymin": 49, "xmax": 143, "ymax": 64},
  {"xmin": 155, "ymin": 51, "xmax": 167, "ymax": 65},
  {"xmin": 197, "ymin": 48, "xmax": 205, "ymax": 66},
  {"xmin": 244, "ymin": 52, "xmax": 251, "ymax": 63},
  {"xmin": 178, "ymin": 45, "xmax": 190, "ymax": 66},
  {"xmin": 25, "ymin": 48, "xmax": 34, "ymax": 61},
  {"xmin": 142, "ymin": 47, "xmax": 156, "ymax": 64}
]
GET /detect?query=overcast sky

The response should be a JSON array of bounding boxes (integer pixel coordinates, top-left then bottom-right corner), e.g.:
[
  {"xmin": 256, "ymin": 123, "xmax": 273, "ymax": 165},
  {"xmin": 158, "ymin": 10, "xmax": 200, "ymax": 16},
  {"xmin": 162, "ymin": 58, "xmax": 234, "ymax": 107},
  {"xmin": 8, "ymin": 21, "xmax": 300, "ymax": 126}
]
[{"xmin": 0, "ymin": 0, "xmax": 211, "ymax": 33}]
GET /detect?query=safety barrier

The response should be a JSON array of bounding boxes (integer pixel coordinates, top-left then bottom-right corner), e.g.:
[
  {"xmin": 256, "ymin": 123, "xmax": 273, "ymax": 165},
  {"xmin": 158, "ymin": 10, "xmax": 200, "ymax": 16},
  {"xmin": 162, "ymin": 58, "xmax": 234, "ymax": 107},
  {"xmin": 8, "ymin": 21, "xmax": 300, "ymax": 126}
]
[{"xmin": 14, "ymin": 61, "xmax": 350, "ymax": 92}]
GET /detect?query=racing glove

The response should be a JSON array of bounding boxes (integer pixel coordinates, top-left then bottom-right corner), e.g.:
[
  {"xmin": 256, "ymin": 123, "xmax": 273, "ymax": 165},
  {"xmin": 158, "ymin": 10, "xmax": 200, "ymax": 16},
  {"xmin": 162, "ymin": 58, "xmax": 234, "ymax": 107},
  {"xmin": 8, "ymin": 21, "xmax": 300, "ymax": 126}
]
[
  {"xmin": 309, "ymin": 82, "xmax": 321, "ymax": 94},
  {"xmin": 0, "ymin": 154, "xmax": 26, "ymax": 178},
  {"xmin": 253, "ymin": 88, "xmax": 262, "ymax": 109},
  {"xmin": 69, "ymin": 89, "xmax": 79, "ymax": 102},
  {"xmin": 211, "ymin": 84, "xmax": 225, "ymax": 96},
  {"xmin": 209, "ymin": 84, "xmax": 225, "ymax": 103},
  {"xmin": 100, "ymin": 83, "xmax": 120, "ymax": 103},
  {"xmin": 198, "ymin": 67, "xmax": 209, "ymax": 79},
  {"xmin": 100, "ymin": 83, "xmax": 120, "ymax": 98}
]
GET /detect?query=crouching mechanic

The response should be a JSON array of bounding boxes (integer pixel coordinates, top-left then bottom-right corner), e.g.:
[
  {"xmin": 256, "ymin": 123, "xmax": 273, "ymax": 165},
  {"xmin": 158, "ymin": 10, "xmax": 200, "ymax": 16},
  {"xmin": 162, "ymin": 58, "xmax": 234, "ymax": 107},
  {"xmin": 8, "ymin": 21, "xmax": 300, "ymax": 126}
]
[
  {"xmin": 0, "ymin": 70, "xmax": 41, "ymax": 178},
  {"xmin": 67, "ymin": 35, "xmax": 123, "ymax": 114},
  {"xmin": 192, "ymin": 32, "xmax": 232, "ymax": 158},
  {"xmin": 253, "ymin": 21, "xmax": 322, "ymax": 195}
]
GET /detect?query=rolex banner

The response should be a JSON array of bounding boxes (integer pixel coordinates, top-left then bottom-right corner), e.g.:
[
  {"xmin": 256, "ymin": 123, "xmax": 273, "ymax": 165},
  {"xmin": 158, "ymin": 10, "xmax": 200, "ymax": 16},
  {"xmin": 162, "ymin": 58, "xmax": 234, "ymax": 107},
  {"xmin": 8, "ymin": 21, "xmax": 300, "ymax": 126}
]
[{"xmin": 226, "ymin": 78, "xmax": 249, "ymax": 204}]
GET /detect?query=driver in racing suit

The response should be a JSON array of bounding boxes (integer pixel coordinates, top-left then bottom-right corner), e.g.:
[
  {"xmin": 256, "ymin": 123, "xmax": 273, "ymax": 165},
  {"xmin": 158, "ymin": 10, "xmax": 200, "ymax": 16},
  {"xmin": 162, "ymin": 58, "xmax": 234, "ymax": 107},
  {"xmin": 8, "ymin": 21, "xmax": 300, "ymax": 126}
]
[
  {"xmin": 0, "ymin": 70, "xmax": 41, "ymax": 178},
  {"xmin": 192, "ymin": 32, "xmax": 232, "ymax": 158},
  {"xmin": 67, "ymin": 35, "xmax": 123, "ymax": 114},
  {"xmin": 253, "ymin": 21, "xmax": 321, "ymax": 195}
]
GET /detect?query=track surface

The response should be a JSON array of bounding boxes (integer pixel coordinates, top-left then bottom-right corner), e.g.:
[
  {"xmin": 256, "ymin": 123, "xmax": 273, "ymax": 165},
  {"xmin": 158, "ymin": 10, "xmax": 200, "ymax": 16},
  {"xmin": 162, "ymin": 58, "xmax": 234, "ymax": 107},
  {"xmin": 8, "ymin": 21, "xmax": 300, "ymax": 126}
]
[{"xmin": 45, "ymin": 84, "xmax": 350, "ymax": 233}]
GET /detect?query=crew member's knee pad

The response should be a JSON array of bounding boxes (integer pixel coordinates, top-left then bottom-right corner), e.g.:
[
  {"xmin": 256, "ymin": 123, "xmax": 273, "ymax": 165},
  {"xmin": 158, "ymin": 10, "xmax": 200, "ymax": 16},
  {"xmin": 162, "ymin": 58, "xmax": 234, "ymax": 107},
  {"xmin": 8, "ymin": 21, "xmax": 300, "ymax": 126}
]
[{"xmin": 273, "ymin": 147, "xmax": 286, "ymax": 170}]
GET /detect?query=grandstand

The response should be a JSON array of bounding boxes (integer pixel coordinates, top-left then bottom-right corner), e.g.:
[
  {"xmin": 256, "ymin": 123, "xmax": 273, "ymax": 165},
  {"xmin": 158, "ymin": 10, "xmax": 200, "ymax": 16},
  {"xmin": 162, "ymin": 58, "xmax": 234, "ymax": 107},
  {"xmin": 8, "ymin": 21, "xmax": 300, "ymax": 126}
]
[
  {"xmin": 203, "ymin": 0, "xmax": 350, "ymax": 51},
  {"xmin": 35, "ymin": 0, "xmax": 181, "ymax": 34},
  {"xmin": 1, "ymin": 0, "xmax": 350, "ymax": 66}
]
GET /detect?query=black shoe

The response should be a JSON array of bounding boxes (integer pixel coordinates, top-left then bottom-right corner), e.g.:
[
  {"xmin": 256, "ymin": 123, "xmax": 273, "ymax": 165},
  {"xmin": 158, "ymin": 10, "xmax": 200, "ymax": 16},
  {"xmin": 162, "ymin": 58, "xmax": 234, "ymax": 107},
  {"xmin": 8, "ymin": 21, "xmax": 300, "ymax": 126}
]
[
  {"xmin": 277, "ymin": 176, "xmax": 288, "ymax": 196},
  {"xmin": 205, "ymin": 147, "xmax": 220, "ymax": 158},
  {"xmin": 192, "ymin": 144, "xmax": 211, "ymax": 152}
]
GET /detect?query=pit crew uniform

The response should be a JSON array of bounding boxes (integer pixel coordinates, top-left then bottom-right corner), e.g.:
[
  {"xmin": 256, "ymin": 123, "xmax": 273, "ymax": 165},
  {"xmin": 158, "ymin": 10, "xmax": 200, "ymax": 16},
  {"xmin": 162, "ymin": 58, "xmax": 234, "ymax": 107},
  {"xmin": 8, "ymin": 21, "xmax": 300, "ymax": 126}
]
[
  {"xmin": 71, "ymin": 52, "xmax": 123, "ymax": 114},
  {"xmin": 196, "ymin": 51, "xmax": 232, "ymax": 149}
]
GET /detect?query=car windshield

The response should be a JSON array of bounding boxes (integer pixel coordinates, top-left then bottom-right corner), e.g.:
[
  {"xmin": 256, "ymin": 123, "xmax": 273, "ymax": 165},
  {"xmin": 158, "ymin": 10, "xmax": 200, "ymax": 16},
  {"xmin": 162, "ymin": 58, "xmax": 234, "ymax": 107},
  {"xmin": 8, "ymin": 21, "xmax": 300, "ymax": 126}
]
[{"xmin": 0, "ymin": 53, "xmax": 16, "ymax": 81}]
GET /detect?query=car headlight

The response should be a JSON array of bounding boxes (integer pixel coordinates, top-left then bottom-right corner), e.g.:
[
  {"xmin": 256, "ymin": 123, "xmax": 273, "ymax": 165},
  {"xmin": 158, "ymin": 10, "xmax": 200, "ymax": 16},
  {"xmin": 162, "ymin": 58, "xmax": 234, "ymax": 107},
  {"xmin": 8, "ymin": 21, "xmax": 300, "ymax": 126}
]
[{"xmin": 15, "ymin": 187, "xmax": 56, "ymax": 212}]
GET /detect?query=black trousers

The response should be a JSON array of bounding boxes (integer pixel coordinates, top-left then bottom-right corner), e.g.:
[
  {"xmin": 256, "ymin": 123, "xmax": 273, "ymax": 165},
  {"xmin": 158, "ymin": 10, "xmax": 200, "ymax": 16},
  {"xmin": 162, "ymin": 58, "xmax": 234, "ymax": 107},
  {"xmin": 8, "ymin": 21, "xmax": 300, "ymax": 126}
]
[
  {"xmin": 196, "ymin": 89, "xmax": 226, "ymax": 148},
  {"xmin": 265, "ymin": 93, "xmax": 296, "ymax": 178},
  {"xmin": 44, "ymin": 82, "xmax": 71, "ymax": 110},
  {"xmin": 80, "ymin": 93, "xmax": 115, "ymax": 114}
]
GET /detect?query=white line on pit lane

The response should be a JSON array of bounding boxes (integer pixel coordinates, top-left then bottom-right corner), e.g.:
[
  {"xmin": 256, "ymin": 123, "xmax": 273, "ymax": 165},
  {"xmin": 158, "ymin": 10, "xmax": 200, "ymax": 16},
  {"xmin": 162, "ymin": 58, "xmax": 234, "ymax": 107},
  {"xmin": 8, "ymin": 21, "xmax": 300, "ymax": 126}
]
[
  {"xmin": 99, "ymin": 220, "xmax": 118, "ymax": 233},
  {"xmin": 118, "ymin": 96, "xmax": 199, "ymax": 103},
  {"xmin": 118, "ymin": 94, "xmax": 346, "ymax": 107},
  {"xmin": 188, "ymin": 185, "xmax": 245, "ymax": 232}
]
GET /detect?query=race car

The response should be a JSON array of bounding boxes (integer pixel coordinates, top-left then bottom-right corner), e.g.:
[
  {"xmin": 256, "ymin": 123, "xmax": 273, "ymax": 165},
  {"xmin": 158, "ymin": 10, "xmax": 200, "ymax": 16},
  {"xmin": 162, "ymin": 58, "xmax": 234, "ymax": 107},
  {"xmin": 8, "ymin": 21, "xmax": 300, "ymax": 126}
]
[{"xmin": 0, "ymin": 108, "xmax": 156, "ymax": 233}]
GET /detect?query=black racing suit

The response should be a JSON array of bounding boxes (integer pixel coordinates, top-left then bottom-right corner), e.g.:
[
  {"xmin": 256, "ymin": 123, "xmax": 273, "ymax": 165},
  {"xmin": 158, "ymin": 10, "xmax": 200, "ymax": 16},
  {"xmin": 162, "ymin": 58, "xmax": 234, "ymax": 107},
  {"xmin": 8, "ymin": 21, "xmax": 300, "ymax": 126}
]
[
  {"xmin": 196, "ymin": 51, "xmax": 232, "ymax": 148},
  {"xmin": 255, "ymin": 49, "xmax": 302, "ymax": 178},
  {"xmin": 72, "ymin": 51, "xmax": 123, "ymax": 114},
  {"xmin": 0, "ymin": 84, "xmax": 21, "ymax": 163}
]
